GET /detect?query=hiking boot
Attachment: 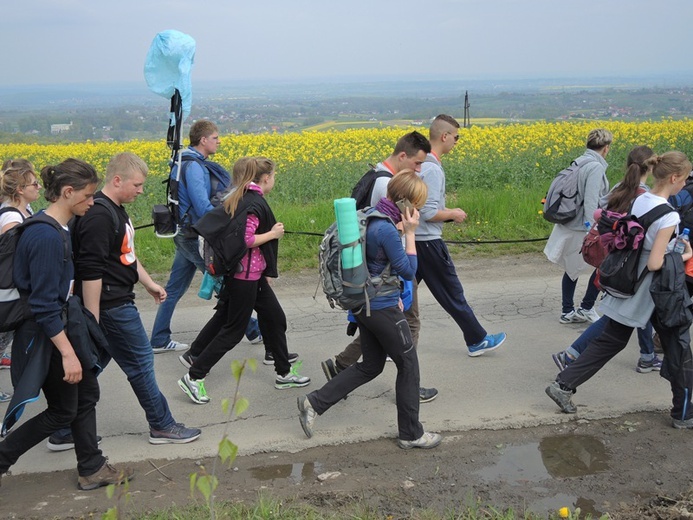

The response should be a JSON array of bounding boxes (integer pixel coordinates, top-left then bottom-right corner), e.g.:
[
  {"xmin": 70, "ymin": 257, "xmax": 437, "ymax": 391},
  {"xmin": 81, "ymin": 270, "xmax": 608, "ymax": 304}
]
[
  {"xmin": 419, "ymin": 387, "xmax": 438, "ymax": 403},
  {"xmin": 264, "ymin": 351, "xmax": 299, "ymax": 366},
  {"xmin": 545, "ymin": 381, "xmax": 577, "ymax": 413},
  {"xmin": 576, "ymin": 307, "xmax": 600, "ymax": 323},
  {"xmin": 653, "ymin": 332, "xmax": 663, "ymax": 354},
  {"xmin": 77, "ymin": 458, "xmax": 134, "ymax": 491},
  {"xmin": 152, "ymin": 340, "xmax": 188, "ymax": 354},
  {"xmin": 468, "ymin": 332, "xmax": 507, "ymax": 357},
  {"xmin": 178, "ymin": 350, "xmax": 197, "ymax": 369},
  {"xmin": 149, "ymin": 422, "xmax": 201, "ymax": 444},
  {"xmin": 672, "ymin": 417, "xmax": 693, "ymax": 429},
  {"xmin": 321, "ymin": 358, "xmax": 341, "ymax": 381},
  {"xmin": 178, "ymin": 374, "xmax": 210, "ymax": 404},
  {"xmin": 47, "ymin": 432, "xmax": 102, "ymax": 452},
  {"xmin": 397, "ymin": 432, "xmax": 442, "ymax": 450},
  {"xmin": 0, "ymin": 353, "xmax": 11, "ymax": 369},
  {"xmin": 559, "ymin": 310, "xmax": 586, "ymax": 324},
  {"xmin": 297, "ymin": 395, "xmax": 316, "ymax": 438},
  {"xmin": 636, "ymin": 355, "xmax": 663, "ymax": 373},
  {"xmin": 552, "ymin": 351, "xmax": 574, "ymax": 372},
  {"xmin": 275, "ymin": 362, "xmax": 310, "ymax": 389}
]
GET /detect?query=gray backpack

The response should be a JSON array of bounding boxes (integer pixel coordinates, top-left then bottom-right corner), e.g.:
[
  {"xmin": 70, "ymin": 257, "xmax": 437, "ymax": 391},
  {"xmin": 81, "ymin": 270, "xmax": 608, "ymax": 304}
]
[
  {"xmin": 542, "ymin": 157, "xmax": 595, "ymax": 224},
  {"xmin": 318, "ymin": 209, "xmax": 401, "ymax": 316}
]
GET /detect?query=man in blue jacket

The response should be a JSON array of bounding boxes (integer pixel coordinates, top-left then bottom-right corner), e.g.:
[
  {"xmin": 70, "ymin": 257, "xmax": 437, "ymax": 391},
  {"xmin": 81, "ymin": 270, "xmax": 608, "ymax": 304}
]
[{"xmin": 149, "ymin": 120, "xmax": 263, "ymax": 352}]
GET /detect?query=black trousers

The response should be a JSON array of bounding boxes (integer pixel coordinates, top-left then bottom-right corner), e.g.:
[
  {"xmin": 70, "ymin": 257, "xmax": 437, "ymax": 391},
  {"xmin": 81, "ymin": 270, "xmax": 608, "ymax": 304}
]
[
  {"xmin": 0, "ymin": 320, "xmax": 104, "ymax": 476},
  {"xmin": 415, "ymin": 239, "xmax": 486, "ymax": 346},
  {"xmin": 558, "ymin": 315, "xmax": 693, "ymax": 421},
  {"xmin": 189, "ymin": 276, "xmax": 291, "ymax": 379},
  {"xmin": 308, "ymin": 306, "xmax": 424, "ymax": 441}
]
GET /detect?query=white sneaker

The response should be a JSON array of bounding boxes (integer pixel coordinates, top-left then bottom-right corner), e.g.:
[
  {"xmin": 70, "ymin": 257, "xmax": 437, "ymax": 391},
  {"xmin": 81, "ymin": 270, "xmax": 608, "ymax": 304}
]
[
  {"xmin": 275, "ymin": 363, "xmax": 311, "ymax": 389},
  {"xmin": 153, "ymin": 340, "xmax": 189, "ymax": 353},
  {"xmin": 178, "ymin": 373, "xmax": 210, "ymax": 404},
  {"xmin": 397, "ymin": 431, "xmax": 442, "ymax": 450},
  {"xmin": 297, "ymin": 396, "xmax": 316, "ymax": 438},
  {"xmin": 576, "ymin": 307, "xmax": 600, "ymax": 323},
  {"xmin": 558, "ymin": 310, "xmax": 586, "ymax": 324}
]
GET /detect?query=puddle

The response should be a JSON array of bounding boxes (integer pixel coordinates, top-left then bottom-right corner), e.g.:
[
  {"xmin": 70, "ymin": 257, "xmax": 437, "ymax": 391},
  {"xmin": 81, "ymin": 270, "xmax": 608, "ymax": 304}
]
[
  {"xmin": 248, "ymin": 462, "xmax": 325, "ymax": 484},
  {"xmin": 475, "ymin": 434, "xmax": 610, "ymax": 484},
  {"xmin": 474, "ymin": 435, "xmax": 608, "ymax": 517}
]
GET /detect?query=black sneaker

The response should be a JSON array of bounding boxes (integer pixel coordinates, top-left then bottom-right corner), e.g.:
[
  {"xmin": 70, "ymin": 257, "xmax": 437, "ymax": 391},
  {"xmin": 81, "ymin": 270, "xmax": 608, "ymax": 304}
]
[
  {"xmin": 321, "ymin": 358, "xmax": 340, "ymax": 381},
  {"xmin": 47, "ymin": 433, "xmax": 102, "ymax": 452},
  {"xmin": 178, "ymin": 350, "xmax": 197, "ymax": 369},
  {"xmin": 263, "ymin": 351, "xmax": 299, "ymax": 366},
  {"xmin": 419, "ymin": 387, "xmax": 438, "ymax": 403}
]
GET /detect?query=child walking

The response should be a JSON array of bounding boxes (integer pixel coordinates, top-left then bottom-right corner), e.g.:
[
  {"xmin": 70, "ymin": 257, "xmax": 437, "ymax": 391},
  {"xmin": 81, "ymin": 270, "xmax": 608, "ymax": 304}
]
[{"xmin": 178, "ymin": 157, "xmax": 309, "ymax": 404}]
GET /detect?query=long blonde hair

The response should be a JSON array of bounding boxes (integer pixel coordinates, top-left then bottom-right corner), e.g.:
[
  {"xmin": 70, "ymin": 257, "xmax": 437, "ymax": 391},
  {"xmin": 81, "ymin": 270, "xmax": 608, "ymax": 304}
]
[
  {"xmin": 223, "ymin": 157, "xmax": 275, "ymax": 217},
  {"xmin": 0, "ymin": 159, "xmax": 36, "ymax": 204}
]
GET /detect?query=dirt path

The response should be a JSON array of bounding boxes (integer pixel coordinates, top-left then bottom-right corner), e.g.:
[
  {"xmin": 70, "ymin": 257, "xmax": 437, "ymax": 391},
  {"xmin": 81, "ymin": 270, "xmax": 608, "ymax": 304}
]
[{"xmin": 1, "ymin": 410, "xmax": 689, "ymax": 519}]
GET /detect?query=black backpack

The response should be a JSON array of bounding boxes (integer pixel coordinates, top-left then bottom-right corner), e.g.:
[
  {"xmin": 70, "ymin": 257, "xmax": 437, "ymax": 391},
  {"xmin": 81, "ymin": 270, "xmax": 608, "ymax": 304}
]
[
  {"xmin": 350, "ymin": 169, "xmax": 392, "ymax": 210},
  {"xmin": 0, "ymin": 213, "xmax": 69, "ymax": 332},
  {"xmin": 152, "ymin": 156, "xmax": 231, "ymax": 238},
  {"xmin": 598, "ymin": 204, "xmax": 674, "ymax": 299}
]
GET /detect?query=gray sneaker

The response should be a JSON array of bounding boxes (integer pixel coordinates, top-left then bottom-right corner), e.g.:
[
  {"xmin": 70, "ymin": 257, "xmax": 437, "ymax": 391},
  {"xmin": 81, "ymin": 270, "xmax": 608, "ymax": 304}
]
[
  {"xmin": 149, "ymin": 423, "xmax": 201, "ymax": 444},
  {"xmin": 672, "ymin": 417, "xmax": 693, "ymax": 429},
  {"xmin": 297, "ymin": 396, "xmax": 316, "ymax": 438},
  {"xmin": 397, "ymin": 432, "xmax": 442, "ymax": 450},
  {"xmin": 545, "ymin": 381, "xmax": 577, "ymax": 413}
]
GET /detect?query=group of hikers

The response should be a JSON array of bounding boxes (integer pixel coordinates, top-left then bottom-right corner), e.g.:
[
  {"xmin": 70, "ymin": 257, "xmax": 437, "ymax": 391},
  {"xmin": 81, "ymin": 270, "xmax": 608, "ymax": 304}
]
[{"xmin": 0, "ymin": 114, "xmax": 691, "ymax": 491}]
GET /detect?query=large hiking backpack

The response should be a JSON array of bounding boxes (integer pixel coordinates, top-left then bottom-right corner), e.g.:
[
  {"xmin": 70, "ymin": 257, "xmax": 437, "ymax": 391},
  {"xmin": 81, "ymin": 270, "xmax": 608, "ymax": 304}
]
[
  {"xmin": 0, "ymin": 213, "xmax": 69, "ymax": 332},
  {"xmin": 597, "ymin": 204, "xmax": 674, "ymax": 299},
  {"xmin": 319, "ymin": 209, "xmax": 401, "ymax": 316},
  {"xmin": 153, "ymin": 155, "xmax": 231, "ymax": 238},
  {"xmin": 542, "ymin": 157, "xmax": 596, "ymax": 224},
  {"xmin": 350, "ymin": 169, "xmax": 392, "ymax": 210}
]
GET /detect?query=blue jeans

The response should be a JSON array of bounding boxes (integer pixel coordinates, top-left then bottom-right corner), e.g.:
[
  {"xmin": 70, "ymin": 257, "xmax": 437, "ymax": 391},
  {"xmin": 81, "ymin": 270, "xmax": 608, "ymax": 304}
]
[
  {"xmin": 150, "ymin": 234, "xmax": 206, "ymax": 348},
  {"xmin": 100, "ymin": 302, "xmax": 175, "ymax": 431},
  {"xmin": 566, "ymin": 315, "xmax": 655, "ymax": 361},
  {"xmin": 561, "ymin": 271, "xmax": 600, "ymax": 314}
]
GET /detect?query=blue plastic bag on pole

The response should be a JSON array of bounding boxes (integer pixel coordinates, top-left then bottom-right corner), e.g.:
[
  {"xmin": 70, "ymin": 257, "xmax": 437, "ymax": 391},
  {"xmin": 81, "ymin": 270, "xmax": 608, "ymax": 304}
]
[{"xmin": 144, "ymin": 30, "xmax": 195, "ymax": 118}]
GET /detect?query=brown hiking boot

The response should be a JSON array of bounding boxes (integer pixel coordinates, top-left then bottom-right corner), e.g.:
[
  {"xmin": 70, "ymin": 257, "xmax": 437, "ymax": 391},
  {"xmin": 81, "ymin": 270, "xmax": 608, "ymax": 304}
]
[{"xmin": 77, "ymin": 458, "xmax": 134, "ymax": 490}]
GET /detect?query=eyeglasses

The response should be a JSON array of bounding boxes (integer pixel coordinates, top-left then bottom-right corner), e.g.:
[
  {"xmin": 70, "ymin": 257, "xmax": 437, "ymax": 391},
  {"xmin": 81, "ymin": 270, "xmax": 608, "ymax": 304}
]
[{"xmin": 23, "ymin": 182, "xmax": 40, "ymax": 188}]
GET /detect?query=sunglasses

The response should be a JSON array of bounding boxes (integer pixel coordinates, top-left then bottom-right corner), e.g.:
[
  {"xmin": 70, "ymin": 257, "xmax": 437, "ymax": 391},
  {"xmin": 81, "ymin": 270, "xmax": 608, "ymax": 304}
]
[{"xmin": 448, "ymin": 132, "xmax": 460, "ymax": 142}]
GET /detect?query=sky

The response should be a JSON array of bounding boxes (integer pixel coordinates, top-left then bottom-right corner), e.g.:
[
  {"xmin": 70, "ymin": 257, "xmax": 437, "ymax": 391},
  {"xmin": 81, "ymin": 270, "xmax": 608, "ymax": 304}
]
[{"xmin": 3, "ymin": 0, "xmax": 693, "ymax": 88}]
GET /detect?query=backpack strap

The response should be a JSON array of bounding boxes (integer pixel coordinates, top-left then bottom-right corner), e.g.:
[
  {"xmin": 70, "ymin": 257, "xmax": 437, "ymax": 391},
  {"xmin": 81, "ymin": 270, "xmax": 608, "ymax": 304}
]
[
  {"xmin": 0, "ymin": 207, "xmax": 25, "ymax": 221},
  {"xmin": 638, "ymin": 203, "xmax": 675, "ymax": 230},
  {"xmin": 93, "ymin": 198, "xmax": 120, "ymax": 236}
]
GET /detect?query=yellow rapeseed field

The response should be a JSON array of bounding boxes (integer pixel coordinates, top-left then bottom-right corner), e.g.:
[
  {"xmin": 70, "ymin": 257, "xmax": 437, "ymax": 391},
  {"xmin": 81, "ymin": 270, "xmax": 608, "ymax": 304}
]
[{"xmin": 2, "ymin": 119, "xmax": 693, "ymax": 203}]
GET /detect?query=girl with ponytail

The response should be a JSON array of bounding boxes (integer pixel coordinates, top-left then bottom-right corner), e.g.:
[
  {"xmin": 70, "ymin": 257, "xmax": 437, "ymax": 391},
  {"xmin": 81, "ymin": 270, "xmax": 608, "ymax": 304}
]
[{"xmin": 178, "ymin": 157, "xmax": 310, "ymax": 405}]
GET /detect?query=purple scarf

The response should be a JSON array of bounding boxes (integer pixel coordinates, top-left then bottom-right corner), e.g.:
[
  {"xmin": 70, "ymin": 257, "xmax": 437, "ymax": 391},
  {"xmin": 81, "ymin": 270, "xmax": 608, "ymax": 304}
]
[{"xmin": 375, "ymin": 198, "xmax": 402, "ymax": 223}]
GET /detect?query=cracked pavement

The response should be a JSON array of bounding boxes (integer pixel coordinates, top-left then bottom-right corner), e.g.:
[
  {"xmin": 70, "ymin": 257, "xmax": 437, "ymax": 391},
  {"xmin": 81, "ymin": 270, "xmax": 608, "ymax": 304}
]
[{"xmin": 3, "ymin": 252, "xmax": 673, "ymax": 475}]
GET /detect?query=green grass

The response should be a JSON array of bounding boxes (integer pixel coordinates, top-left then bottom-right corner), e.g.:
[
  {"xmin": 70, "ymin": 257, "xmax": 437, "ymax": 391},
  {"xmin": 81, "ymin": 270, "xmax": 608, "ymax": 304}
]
[{"xmin": 132, "ymin": 186, "xmax": 551, "ymax": 276}]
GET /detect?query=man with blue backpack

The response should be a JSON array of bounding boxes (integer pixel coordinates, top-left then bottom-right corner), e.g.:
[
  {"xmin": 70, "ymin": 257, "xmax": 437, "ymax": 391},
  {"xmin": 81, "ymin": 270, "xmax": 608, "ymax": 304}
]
[{"xmin": 149, "ymin": 120, "xmax": 261, "ymax": 353}]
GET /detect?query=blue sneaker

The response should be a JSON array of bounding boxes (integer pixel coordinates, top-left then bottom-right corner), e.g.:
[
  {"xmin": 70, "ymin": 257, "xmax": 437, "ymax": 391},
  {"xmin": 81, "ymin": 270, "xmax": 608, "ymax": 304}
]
[{"xmin": 468, "ymin": 332, "xmax": 506, "ymax": 357}]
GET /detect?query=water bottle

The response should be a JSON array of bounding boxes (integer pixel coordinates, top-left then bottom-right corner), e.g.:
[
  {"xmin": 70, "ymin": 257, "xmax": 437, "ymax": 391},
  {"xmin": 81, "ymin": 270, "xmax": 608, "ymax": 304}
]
[
  {"xmin": 198, "ymin": 271, "xmax": 218, "ymax": 300},
  {"xmin": 674, "ymin": 227, "xmax": 690, "ymax": 254},
  {"xmin": 584, "ymin": 221, "xmax": 591, "ymax": 233}
]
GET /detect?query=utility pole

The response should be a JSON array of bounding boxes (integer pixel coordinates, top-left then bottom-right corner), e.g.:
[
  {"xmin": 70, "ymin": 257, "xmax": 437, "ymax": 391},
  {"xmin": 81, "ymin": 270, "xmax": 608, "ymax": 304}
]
[{"xmin": 463, "ymin": 90, "xmax": 470, "ymax": 128}]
